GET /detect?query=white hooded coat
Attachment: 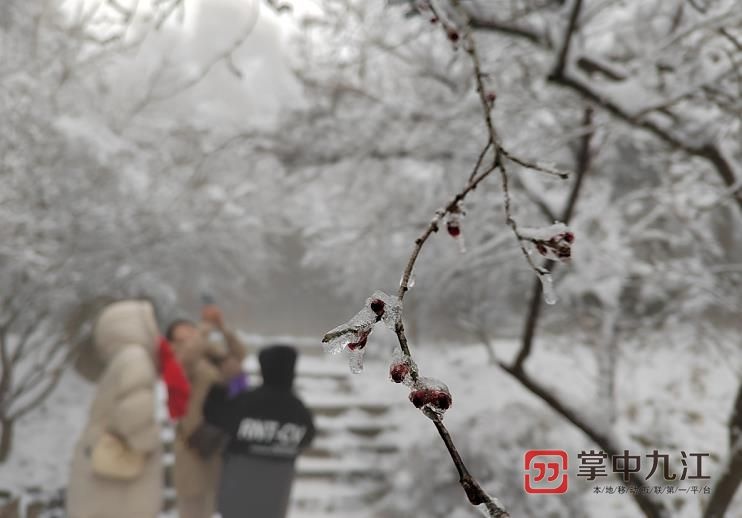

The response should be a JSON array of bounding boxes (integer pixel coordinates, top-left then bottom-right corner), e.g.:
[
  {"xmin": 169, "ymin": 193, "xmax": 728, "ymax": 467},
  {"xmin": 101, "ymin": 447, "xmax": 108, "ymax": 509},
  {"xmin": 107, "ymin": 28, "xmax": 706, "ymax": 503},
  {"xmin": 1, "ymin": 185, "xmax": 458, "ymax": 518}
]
[{"xmin": 66, "ymin": 300, "xmax": 163, "ymax": 518}]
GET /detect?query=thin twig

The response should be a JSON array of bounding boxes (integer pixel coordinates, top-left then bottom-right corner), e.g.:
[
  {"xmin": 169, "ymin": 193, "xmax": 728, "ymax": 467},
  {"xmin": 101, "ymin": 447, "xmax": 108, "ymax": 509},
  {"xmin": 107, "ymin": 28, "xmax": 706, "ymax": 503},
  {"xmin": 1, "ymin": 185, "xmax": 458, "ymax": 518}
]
[
  {"xmin": 550, "ymin": 0, "xmax": 583, "ymax": 79},
  {"xmin": 500, "ymin": 148, "xmax": 571, "ymax": 179},
  {"xmin": 388, "ymin": 159, "xmax": 509, "ymax": 516},
  {"xmin": 468, "ymin": 140, "xmax": 493, "ymax": 183},
  {"xmin": 424, "ymin": 407, "xmax": 509, "ymax": 517},
  {"xmin": 512, "ymin": 107, "xmax": 593, "ymax": 371},
  {"xmin": 443, "ymin": 0, "xmax": 566, "ymax": 278},
  {"xmin": 398, "ymin": 164, "xmax": 497, "ymax": 303},
  {"xmin": 465, "ymin": 4, "xmax": 742, "ymax": 213}
]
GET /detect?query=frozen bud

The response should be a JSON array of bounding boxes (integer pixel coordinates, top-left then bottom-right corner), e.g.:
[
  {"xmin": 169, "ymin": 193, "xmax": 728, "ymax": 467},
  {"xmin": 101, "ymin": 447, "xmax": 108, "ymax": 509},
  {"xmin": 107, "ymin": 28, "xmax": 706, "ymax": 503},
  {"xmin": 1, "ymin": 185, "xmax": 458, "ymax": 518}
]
[
  {"xmin": 409, "ymin": 389, "xmax": 428, "ymax": 408},
  {"xmin": 546, "ymin": 232, "xmax": 573, "ymax": 260},
  {"xmin": 390, "ymin": 362, "xmax": 411, "ymax": 384},
  {"xmin": 520, "ymin": 223, "xmax": 574, "ymax": 263},
  {"xmin": 347, "ymin": 329, "xmax": 370, "ymax": 351},
  {"xmin": 322, "ymin": 290, "xmax": 401, "ymax": 373},
  {"xmin": 370, "ymin": 298, "xmax": 385, "ymax": 320},
  {"xmin": 433, "ymin": 390, "xmax": 452, "ymax": 410},
  {"xmin": 372, "ymin": 291, "xmax": 402, "ymax": 330},
  {"xmin": 390, "ymin": 349, "xmax": 416, "ymax": 386},
  {"xmin": 446, "ymin": 220, "xmax": 461, "ymax": 237},
  {"xmin": 485, "ymin": 91, "xmax": 497, "ymax": 104},
  {"xmin": 447, "ymin": 29, "xmax": 460, "ymax": 42},
  {"xmin": 409, "ymin": 377, "xmax": 452, "ymax": 416},
  {"xmin": 446, "ymin": 204, "xmax": 465, "ymax": 239},
  {"xmin": 430, "ymin": 16, "xmax": 438, "ymax": 24}
]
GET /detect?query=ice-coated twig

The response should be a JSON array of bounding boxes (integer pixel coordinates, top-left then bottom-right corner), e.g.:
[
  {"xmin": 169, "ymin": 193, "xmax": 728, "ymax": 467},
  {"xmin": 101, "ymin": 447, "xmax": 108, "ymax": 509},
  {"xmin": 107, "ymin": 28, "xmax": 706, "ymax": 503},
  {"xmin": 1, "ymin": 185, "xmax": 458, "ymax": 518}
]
[
  {"xmin": 426, "ymin": 0, "xmax": 569, "ymax": 286},
  {"xmin": 500, "ymin": 148, "xmax": 571, "ymax": 179},
  {"xmin": 325, "ymin": 149, "xmax": 509, "ymax": 516},
  {"xmin": 423, "ymin": 407, "xmax": 510, "ymax": 517},
  {"xmin": 322, "ymin": 291, "xmax": 401, "ymax": 374},
  {"xmin": 322, "ymin": 0, "xmax": 594, "ymax": 513}
]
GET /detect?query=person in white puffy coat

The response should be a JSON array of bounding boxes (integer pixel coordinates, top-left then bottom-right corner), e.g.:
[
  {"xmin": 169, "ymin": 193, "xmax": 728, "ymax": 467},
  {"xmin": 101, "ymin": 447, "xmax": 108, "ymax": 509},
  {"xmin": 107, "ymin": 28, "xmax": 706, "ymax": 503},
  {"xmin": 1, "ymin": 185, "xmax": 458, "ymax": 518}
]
[{"xmin": 66, "ymin": 299, "xmax": 163, "ymax": 518}]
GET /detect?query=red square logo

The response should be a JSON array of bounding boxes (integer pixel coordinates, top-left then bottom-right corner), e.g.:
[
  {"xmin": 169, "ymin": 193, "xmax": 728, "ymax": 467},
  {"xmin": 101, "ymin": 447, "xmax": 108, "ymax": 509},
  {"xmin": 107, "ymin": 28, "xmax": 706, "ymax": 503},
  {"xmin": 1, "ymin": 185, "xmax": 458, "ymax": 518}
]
[{"xmin": 524, "ymin": 449, "xmax": 569, "ymax": 494}]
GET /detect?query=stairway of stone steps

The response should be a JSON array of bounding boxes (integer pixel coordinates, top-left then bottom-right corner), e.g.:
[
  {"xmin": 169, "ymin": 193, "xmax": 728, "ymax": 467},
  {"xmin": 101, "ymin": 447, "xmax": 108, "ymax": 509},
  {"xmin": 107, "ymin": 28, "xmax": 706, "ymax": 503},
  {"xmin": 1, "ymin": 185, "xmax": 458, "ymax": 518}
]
[{"xmin": 161, "ymin": 335, "xmax": 401, "ymax": 516}]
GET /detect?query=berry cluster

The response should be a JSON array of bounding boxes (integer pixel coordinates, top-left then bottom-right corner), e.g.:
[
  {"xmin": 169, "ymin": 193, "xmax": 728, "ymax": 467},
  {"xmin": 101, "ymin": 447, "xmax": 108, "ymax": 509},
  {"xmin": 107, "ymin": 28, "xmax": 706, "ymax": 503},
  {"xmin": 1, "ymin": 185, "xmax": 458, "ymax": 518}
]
[
  {"xmin": 389, "ymin": 357, "xmax": 452, "ymax": 416},
  {"xmin": 409, "ymin": 386, "xmax": 452, "ymax": 411},
  {"xmin": 533, "ymin": 231, "xmax": 575, "ymax": 261},
  {"xmin": 322, "ymin": 291, "xmax": 401, "ymax": 374}
]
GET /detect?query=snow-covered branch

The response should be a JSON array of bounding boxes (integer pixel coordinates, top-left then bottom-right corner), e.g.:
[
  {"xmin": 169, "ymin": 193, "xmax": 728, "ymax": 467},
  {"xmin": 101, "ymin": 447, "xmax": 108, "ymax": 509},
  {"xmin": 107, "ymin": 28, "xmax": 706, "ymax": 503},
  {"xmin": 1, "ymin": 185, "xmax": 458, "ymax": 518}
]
[{"xmin": 459, "ymin": 0, "xmax": 742, "ymax": 212}]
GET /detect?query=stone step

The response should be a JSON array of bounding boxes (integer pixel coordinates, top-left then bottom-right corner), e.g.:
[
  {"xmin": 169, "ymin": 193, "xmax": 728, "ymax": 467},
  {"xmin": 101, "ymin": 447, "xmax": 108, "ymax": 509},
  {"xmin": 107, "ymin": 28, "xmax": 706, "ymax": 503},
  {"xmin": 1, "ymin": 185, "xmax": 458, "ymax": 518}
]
[
  {"xmin": 290, "ymin": 479, "xmax": 385, "ymax": 509},
  {"xmin": 309, "ymin": 433, "xmax": 399, "ymax": 455},
  {"xmin": 295, "ymin": 456, "xmax": 390, "ymax": 478},
  {"xmin": 158, "ymin": 340, "xmax": 398, "ymax": 515},
  {"xmin": 304, "ymin": 396, "xmax": 390, "ymax": 416}
]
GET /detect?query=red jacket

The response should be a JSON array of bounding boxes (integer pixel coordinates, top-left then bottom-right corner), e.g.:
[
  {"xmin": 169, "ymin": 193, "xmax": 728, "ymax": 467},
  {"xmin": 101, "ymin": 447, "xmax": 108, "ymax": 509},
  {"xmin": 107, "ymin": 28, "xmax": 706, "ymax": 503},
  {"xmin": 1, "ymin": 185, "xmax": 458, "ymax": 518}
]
[{"xmin": 158, "ymin": 337, "xmax": 190, "ymax": 420}]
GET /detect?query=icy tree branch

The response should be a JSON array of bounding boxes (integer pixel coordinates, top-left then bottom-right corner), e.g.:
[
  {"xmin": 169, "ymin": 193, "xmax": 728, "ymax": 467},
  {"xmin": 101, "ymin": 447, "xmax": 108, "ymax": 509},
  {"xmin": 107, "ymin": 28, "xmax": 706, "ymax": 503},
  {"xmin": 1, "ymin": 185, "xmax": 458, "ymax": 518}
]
[
  {"xmin": 702, "ymin": 380, "xmax": 742, "ymax": 518},
  {"xmin": 512, "ymin": 107, "xmax": 593, "ymax": 371},
  {"xmin": 127, "ymin": 16, "xmax": 258, "ymax": 121},
  {"xmin": 497, "ymin": 362, "xmax": 668, "ymax": 518},
  {"xmin": 322, "ymin": 3, "xmax": 585, "ymax": 512},
  {"xmin": 321, "ymin": 6, "xmax": 519, "ymax": 506},
  {"xmin": 426, "ymin": 0, "xmax": 571, "ymax": 282},
  {"xmin": 550, "ymin": 0, "xmax": 582, "ymax": 80},
  {"xmin": 461, "ymin": 3, "xmax": 742, "ymax": 213},
  {"xmin": 492, "ymin": 110, "xmax": 672, "ymax": 516},
  {"xmin": 424, "ymin": 408, "xmax": 509, "ymax": 517}
]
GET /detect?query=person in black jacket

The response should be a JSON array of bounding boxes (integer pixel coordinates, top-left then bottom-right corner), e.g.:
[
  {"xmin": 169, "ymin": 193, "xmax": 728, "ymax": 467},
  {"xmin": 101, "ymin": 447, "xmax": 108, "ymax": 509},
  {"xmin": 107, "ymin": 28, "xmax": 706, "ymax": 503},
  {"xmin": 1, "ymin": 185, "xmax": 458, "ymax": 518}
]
[{"xmin": 203, "ymin": 344, "xmax": 315, "ymax": 518}]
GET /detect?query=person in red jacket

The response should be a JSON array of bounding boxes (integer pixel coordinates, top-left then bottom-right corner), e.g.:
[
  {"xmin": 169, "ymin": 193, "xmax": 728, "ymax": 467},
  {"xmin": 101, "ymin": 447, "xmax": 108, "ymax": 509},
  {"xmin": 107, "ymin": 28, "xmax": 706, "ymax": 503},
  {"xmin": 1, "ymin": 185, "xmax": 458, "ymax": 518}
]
[
  {"xmin": 158, "ymin": 336, "xmax": 190, "ymax": 420},
  {"xmin": 166, "ymin": 304, "xmax": 247, "ymax": 518}
]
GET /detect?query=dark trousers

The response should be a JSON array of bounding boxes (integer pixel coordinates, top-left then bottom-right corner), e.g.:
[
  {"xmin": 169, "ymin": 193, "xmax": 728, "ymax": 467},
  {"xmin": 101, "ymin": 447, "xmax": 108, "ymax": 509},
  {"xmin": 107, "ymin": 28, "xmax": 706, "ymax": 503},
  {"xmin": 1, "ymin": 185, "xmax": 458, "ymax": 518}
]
[{"xmin": 218, "ymin": 455, "xmax": 296, "ymax": 518}]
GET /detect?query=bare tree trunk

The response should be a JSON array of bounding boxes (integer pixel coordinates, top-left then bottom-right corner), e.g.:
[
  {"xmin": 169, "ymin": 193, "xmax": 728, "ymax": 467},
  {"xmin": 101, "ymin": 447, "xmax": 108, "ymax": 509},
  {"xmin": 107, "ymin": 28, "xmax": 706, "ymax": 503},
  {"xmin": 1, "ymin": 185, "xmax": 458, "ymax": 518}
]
[
  {"xmin": 0, "ymin": 418, "xmax": 14, "ymax": 463},
  {"xmin": 703, "ymin": 380, "xmax": 742, "ymax": 518}
]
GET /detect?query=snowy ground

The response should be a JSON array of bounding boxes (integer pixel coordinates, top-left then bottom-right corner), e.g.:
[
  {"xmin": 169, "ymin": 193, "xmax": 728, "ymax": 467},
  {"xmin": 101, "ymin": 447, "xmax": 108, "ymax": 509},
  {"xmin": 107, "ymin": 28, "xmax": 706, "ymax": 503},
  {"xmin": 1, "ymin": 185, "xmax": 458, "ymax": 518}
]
[{"xmin": 0, "ymin": 331, "xmax": 739, "ymax": 518}]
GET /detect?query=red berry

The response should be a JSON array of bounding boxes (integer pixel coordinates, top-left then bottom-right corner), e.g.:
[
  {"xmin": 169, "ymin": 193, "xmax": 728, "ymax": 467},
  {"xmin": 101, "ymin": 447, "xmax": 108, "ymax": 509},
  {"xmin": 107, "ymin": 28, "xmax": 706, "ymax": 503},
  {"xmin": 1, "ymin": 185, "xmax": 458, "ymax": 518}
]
[
  {"xmin": 370, "ymin": 298, "xmax": 385, "ymax": 319},
  {"xmin": 409, "ymin": 390, "xmax": 428, "ymax": 408},
  {"xmin": 433, "ymin": 391, "xmax": 452, "ymax": 410},
  {"xmin": 564, "ymin": 232, "xmax": 575, "ymax": 243},
  {"xmin": 447, "ymin": 221, "xmax": 461, "ymax": 237},
  {"xmin": 390, "ymin": 363, "xmax": 410, "ymax": 383}
]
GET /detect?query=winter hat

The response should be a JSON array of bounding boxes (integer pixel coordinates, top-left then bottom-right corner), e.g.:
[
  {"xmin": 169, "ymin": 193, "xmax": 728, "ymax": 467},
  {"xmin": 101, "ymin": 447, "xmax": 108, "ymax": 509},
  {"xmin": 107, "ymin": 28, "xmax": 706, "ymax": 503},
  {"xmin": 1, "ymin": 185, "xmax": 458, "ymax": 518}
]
[{"xmin": 259, "ymin": 345, "xmax": 297, "ymax": 389}]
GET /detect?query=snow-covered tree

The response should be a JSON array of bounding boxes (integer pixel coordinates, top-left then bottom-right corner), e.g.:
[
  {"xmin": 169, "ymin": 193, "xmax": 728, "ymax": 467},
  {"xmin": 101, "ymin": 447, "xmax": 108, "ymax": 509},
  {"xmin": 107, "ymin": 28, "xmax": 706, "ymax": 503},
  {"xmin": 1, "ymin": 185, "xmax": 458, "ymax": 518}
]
[
  {"xmin": 276, "ymin": 0, "xmax": 741, "ymax": 516},
  {"xmin": 0, "ymin": 0, "xmax": 289, "ymax": 461}
]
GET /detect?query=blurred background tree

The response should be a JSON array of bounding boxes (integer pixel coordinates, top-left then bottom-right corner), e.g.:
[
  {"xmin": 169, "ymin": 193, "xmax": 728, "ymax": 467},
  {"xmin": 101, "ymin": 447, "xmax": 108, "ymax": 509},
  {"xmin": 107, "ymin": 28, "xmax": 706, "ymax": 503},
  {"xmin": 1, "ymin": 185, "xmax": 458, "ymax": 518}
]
[{"xmin": 0, "ymin": 0, "xmax": 739, "ymax": 514}]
